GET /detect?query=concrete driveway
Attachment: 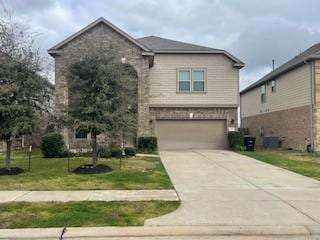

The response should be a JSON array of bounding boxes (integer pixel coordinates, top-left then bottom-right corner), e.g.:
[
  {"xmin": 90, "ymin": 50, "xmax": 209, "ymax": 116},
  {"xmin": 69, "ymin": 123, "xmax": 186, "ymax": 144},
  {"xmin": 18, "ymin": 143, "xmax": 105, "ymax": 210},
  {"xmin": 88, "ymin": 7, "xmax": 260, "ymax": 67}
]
[{"xmin": 146, "ymin": 150, "xmax": 320, "ymax": 227}]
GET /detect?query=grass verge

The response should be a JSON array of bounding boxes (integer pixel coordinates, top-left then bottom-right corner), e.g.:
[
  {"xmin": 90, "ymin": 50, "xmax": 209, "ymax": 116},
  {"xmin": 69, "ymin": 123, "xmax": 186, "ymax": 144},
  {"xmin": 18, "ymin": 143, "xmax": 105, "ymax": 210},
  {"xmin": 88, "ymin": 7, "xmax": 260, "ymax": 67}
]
[
  {"xmin": 0, "ymin": 149, "xmax": 173, "ymax": 190},
  {"xmin": 240, "ymin": 149, "xmax": 320, "ymax": 180},
  {"xmin": 0, "ymin": 201, "xmax": 180, "ymax": 229}
]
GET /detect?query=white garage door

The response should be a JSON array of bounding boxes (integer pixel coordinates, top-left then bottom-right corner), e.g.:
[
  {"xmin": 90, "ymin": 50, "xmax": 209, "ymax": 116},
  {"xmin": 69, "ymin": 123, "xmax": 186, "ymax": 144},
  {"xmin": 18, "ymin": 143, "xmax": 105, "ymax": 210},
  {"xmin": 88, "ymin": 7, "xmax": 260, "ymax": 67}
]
[{"xmin": 156, "ymin": 120, "xmax": 227, "ymax": 150}]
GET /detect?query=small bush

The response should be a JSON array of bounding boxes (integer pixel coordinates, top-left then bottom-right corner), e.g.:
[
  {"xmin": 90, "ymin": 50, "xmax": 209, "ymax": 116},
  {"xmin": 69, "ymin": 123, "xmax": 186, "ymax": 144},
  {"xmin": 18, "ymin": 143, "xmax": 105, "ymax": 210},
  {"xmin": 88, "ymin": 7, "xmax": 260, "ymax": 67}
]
[
  {"xmin": 111, "ymin": 147, "xmax": 123, "ymax": 158},
  {"xmin": 41, "ymin": 133, "xmax": 65, "ymax": 158},
  {"xmin": 59, "ymin": 150, "xmax": 75, "ymax": 158},
  {"xmin": 228, "ymin": 131, "xmax": 244, "ymax": 150},
  {"xmin": 125, "ymin": 147, "xmax": 136, "ymax": 156},
  {"xmin": 98, "ymin": 146, "xmax": 112, "ymax": 158},
  {"xmin": 137, "ymin": 136, "xmax": 157, "ymax": 152}
]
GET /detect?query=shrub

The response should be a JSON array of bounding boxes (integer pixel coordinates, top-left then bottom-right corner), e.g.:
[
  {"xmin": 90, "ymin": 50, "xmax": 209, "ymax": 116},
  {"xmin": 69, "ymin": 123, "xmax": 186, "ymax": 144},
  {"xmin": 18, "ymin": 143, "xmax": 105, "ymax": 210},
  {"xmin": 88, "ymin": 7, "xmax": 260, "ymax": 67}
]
[
  {"xmin": 41, "ymin": 133, "xmax": 65, "ymax": 158},
  {"xmin": 228, "ymin": 131, "xmax": 244, "ymax": 150},
  {"xmin": 125, "ymin": 147, "xmax": 136, "ymax": 156},
  {"xmin": 59, "ymin": 150, "xmax": 75, "ymax": 158},
  {"xmin": 137, "ymin": 136, "xmax": 157, "ymax": 152},
  {"xmin": 98, "ymin": 146, "xmax": 112, "ymax": 158},
  {"xmin": 111, "ymin": 147, "xmax": 123, "ymax": 158}
]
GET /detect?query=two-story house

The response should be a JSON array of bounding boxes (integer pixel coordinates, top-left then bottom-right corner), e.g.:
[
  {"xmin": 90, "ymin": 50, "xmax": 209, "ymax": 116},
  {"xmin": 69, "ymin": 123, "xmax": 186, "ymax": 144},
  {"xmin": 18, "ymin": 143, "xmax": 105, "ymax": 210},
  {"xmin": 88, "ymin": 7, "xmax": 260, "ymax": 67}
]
[
  {"xmin": 240, "ymin": 43, "xmax": 320, "ymax": 151},
  {"xmin": 48, "ymin": 17, "xmax": 244, "ymax": 150}
]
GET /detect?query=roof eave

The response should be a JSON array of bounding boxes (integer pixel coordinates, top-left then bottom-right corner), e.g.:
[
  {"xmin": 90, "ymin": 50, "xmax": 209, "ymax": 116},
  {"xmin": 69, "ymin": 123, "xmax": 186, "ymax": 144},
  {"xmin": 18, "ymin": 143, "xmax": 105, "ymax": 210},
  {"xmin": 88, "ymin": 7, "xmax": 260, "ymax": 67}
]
[
  {"xmin": 47, "ymin": 49, "xmax": 62, "ymax": 57},
  {"xmin": 153, "ymin": 50, "xmax": 244, "ymax": 65}
]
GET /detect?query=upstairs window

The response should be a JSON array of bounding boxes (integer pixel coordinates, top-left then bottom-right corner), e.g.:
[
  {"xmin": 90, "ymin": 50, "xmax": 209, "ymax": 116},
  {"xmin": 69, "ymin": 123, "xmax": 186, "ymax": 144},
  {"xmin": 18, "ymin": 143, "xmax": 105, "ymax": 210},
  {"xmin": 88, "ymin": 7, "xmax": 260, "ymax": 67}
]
[
  {"xmin": 178, "ymin": 70, "xmax": 191, "ymax": 92},
  {"xmin": 193, "ymin": 70, "xmax": 205, "ymax": 92},
  {"xmin": 178, "ymin": 69, "xmax": 206, "ymax": 92},
  {"xmin": 75, "ymin": 129, "xmax": 88, "ymax": 139},
  {"xmin": 271, "ymin": 80, "xmax": 276, "ymax": 93},
  {"xmin": 261, "ymin": 84, "xmax": 266, "ymax": 103}
]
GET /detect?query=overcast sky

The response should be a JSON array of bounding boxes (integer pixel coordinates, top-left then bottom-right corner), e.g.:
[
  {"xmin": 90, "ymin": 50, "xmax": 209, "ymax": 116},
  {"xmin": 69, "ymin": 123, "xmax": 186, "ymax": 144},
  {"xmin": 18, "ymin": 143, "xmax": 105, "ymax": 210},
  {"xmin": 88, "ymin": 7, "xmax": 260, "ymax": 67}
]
[{"xmin": 3, "ymin": 0, "xmax": 320, "ymax": 89}]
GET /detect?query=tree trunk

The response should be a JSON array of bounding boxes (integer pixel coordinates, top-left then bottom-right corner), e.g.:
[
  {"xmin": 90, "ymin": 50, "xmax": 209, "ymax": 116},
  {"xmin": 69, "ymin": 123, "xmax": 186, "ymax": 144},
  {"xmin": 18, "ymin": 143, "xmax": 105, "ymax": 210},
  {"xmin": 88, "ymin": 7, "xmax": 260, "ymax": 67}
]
[
  {"xmin": 91, "ymin": 131, "xmax": 98, "ymax": 168},
  {"xmin": 5, "ymin": 139, "xmax": 11, "ymax": 170}
]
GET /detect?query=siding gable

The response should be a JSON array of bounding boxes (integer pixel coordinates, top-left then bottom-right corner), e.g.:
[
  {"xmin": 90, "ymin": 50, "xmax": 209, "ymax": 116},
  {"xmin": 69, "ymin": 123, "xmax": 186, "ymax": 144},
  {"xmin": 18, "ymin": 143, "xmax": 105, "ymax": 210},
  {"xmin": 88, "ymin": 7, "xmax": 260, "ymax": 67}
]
[{"xmin": 241, "ymin": 63, "xmax": 312, "ymax": 118}]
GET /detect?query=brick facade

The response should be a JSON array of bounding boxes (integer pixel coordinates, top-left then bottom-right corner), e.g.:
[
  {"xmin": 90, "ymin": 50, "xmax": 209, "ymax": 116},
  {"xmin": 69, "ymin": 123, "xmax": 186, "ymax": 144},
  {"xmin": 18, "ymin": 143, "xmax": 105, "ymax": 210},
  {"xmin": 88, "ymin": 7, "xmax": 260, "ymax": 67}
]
[
  {"xmin": 241, "ymin": 105, "xmax": 311, "ymax": 150},
  {"xmin": 52, "ymin": 22, "xmax": 151, "ymax": 149}
]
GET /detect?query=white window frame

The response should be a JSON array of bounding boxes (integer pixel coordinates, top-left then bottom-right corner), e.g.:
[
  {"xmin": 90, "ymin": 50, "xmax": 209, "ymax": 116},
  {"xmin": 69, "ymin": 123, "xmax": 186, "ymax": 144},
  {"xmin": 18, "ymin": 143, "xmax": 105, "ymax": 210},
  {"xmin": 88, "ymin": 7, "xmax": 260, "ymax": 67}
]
[
  {"xmin": 271, "ymin": 80, "xmax": 276, "ymax": 93},
  {"xmin": 192, "ymin": 69, "xmax": 206, "ymax": 92},
  {"xmin": 177, "ymin": 69, "xmax": 191, "ymax": 93},
  {"xmin": 177, "ymin": 68, "xmax": 207, "ymax": 93},
  {"xmin": 261, "ymin": 84, "xmax": 266, "ymax": 103}
]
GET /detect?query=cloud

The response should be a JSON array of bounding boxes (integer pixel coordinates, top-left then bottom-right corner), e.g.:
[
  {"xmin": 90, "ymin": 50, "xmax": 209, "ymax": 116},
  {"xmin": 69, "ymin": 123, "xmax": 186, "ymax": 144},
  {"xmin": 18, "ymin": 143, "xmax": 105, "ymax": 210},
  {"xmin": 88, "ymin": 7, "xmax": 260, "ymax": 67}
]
[{"xmin": 2, "ymin": 0, "xmax": 320, "ymax": 88}]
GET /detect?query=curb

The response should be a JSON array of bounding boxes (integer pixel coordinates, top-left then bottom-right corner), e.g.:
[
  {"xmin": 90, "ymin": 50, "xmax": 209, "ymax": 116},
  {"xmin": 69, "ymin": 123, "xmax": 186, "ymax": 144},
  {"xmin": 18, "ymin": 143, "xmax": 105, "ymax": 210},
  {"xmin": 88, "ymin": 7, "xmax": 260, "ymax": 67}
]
[{"xmin": 0, "ymin": 225, "xmax": 316, "ymax": 239}]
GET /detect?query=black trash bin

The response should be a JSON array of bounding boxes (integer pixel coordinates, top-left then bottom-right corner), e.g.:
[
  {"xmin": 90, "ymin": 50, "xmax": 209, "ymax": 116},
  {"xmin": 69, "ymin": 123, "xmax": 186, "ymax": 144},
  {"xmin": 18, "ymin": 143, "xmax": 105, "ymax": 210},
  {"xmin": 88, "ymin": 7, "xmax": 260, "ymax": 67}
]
[{"xmin": 244, "ymin": 136, "xmax": 256, "ymax": 151}]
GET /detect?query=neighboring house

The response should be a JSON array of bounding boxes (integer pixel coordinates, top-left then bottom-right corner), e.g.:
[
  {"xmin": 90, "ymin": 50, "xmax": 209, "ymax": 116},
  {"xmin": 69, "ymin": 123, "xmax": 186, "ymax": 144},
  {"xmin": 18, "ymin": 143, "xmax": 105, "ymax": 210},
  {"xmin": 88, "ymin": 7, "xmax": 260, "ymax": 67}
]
[
  {"xmin": 48, "ymin": 17, "xmax": 244, "ymax": 150},
  {"xmin": 240, "ymin": 43, "xmax": 320, "ymax": 151}
]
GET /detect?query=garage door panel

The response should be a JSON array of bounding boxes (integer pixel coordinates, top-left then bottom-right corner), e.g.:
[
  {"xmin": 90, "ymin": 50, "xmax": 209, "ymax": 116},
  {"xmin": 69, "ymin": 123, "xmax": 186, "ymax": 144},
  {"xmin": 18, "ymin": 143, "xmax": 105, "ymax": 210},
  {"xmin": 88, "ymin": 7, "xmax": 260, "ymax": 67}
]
[{"xmin": 156, "ymin": 120, "xmax": 227, "ymax": 150}]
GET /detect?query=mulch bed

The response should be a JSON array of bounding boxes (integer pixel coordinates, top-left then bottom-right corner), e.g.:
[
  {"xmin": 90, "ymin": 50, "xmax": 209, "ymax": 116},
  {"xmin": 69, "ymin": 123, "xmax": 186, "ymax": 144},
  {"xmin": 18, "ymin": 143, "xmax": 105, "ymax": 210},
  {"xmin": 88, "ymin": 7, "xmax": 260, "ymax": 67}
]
[
  {"xmin": 0, "ymin": 167, "xmax": 25, "ymax": 175},
  {"xmin": 72, "ymin": 164, "xmax": 113, "ymax": 175}
]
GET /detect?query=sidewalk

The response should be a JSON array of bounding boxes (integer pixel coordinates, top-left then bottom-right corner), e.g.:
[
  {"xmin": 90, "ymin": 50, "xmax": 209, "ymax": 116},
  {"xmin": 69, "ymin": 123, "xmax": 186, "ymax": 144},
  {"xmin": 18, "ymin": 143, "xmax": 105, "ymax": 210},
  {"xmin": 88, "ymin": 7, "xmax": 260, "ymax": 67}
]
[{"xmin": 0, "ymin": 190, "xmax": 178, "ymax": 202}]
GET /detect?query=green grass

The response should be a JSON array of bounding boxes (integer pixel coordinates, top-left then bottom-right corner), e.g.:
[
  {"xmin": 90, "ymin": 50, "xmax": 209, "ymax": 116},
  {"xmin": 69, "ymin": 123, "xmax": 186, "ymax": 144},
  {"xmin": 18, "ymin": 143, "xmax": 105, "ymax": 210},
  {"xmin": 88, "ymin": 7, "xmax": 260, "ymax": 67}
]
[
  {"xmin": 0, "ymin": 149, "xmax": 173, "ymax": 190},
  {"xmin": 0, "ymin": 201, "xmax": 180, "ymax": 228},
  {"xmin": 240, "ymin": 149, "xmax": 320, "ymax": 180}
]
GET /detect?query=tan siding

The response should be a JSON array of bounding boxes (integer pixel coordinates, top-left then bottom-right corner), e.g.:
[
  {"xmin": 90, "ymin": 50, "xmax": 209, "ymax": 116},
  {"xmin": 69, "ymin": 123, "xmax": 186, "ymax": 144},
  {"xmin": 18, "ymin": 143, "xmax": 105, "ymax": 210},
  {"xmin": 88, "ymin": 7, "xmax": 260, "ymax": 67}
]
[
  {"xmin": 241, "ymin": 63, "xmax": 312, "ymax": 118},
  {"xmin": 149, "ymin": 54, "xmax": 239, "ymax": 105}
]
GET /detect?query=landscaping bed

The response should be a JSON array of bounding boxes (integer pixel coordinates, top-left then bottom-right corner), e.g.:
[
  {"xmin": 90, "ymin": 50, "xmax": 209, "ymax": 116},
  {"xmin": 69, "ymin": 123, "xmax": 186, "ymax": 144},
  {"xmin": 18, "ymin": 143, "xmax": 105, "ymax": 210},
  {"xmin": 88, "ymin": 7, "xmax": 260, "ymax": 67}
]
[
  {"xmin": 0, "ymin": 149, "xmax": 173, "ymax": 190},
  {"xmin": 0, "ymin": 201, "xmax": 180, "ymax": 228},
  {"xmin": 239, "ymin": 149, "xmax": 320, "ymax": 180}
]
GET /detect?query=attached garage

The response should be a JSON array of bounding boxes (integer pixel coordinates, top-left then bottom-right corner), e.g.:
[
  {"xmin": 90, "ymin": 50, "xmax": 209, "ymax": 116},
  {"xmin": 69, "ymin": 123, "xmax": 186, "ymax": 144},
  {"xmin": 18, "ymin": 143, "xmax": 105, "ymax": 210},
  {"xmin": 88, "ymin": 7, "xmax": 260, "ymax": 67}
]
[{"xmin": 156, "ymin": 120, "xmax": 227, "ymax": 150}]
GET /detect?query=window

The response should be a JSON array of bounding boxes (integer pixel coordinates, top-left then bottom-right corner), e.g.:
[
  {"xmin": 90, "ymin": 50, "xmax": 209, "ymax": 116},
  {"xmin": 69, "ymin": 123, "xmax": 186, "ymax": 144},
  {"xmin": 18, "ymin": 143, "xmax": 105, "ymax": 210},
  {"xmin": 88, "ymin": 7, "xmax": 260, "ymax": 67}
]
[
  {"xmin": 261, "ymin": 84, "xmax": 266, "ymax": 103},
  {"xmin": 178, "ymin": 69, "xmax": 206, "ymax": 92},
  {"xmin": 193, "ymin": 70, "xmax": 205, "ymax": 92},
  {"xmin": 271, "ymin": 80, "xmax": 276, "ymax": 93},
  {"xmin": 75, "ymin": 129, "xmax": 88, "ymax": 139},
  {"xmin": 178, "ymin": 70, "xmax": 191, "ymax": 92}
]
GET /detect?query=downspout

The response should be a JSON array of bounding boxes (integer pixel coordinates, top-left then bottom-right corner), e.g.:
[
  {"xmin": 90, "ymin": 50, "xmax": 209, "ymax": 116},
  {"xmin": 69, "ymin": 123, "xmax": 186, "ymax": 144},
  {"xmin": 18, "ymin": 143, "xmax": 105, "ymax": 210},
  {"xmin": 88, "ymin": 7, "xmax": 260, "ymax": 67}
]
[
  {"xmin": 310, "ymin": 60, "xmax": 315, "ymax": 151},
  {"xmin": 238, "ymin": 70, "xmax": 241, "ymax": 129}
]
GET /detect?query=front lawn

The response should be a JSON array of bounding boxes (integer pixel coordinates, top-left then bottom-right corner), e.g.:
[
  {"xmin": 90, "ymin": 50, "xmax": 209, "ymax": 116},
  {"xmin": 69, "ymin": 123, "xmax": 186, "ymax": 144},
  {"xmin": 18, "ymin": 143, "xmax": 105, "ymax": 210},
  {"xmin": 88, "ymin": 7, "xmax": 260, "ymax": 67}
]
[
  {"xmin": 0, "ymin": 149, "xmax": 173, "ymax": 190},
  {"xmin": 0, "ymin": 201, "xmax": 180, "ymax": 228},
  {"xmin": 240, "ymin": 149, "xmax": 320, "ymax": 180}
]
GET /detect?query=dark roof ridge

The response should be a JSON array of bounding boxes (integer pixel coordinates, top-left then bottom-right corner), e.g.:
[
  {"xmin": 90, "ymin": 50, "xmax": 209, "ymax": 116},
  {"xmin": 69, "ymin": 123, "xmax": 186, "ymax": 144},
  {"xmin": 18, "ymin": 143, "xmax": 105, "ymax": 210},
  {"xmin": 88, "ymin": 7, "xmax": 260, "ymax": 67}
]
[{"xmin": 241, "ymin": 42, "xmax": 320, "ymax": 94}]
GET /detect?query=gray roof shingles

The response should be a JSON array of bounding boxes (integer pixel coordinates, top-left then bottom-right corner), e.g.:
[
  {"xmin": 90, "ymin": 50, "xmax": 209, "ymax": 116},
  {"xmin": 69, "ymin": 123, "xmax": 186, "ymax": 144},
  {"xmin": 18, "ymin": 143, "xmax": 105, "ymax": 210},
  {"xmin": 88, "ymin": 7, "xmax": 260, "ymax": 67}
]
[
  {"xmin": 241, "ymin": 42, "xmax": 320, "ymax": 94},
  {"xmin": 136, "ymin": 36, "xmax": 221, "ymax": 52}
]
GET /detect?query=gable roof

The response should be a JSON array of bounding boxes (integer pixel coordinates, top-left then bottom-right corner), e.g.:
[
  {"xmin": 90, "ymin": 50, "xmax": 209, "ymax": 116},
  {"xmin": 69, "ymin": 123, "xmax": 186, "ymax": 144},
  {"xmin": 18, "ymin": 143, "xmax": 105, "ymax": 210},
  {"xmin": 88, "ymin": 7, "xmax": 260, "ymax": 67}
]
[
  {"xmin": 241, "ymin": 42, "xmax": 320, "ymax": 94},
  {"xmin": 47, "ymin": 18, "xmax": 244, "ymax": 68},
  {"xmin": 48, "ymin": 17, "xmax": 151, "ymax": 55},
  {"xmin": 136, "ymin": 36, "xmax": 244, "ymax": 66}
]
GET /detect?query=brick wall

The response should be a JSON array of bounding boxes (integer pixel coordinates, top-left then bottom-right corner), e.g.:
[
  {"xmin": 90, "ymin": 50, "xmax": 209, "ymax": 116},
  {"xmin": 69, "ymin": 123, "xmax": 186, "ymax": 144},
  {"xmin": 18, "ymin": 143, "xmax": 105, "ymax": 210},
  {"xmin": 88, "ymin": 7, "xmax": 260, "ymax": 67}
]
[
  {"xmin": 241, "ymin": 105, "xmax": 311, "ymax": 150},
  {"xmin": 53, "ymin": 22, "xmax": 151, "ymax": 149}
]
